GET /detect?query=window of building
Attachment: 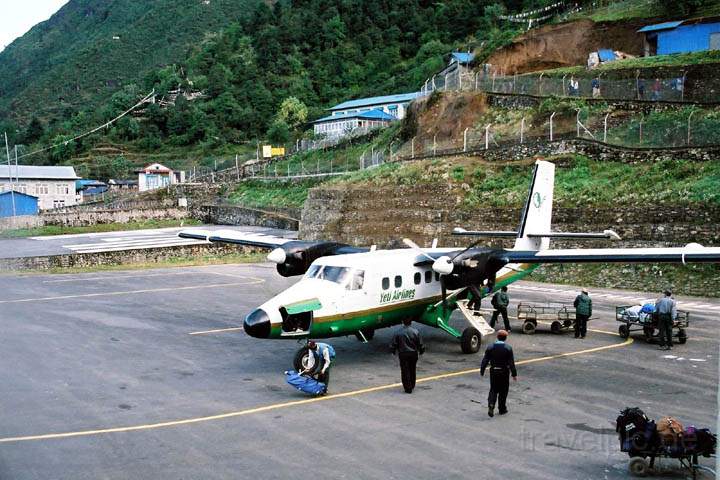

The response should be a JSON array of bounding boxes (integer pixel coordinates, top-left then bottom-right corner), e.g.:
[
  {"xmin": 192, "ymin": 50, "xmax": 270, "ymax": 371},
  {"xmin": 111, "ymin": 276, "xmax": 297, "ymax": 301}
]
[
  {"xmin": 36, "ymin": 184, "xmax": 49, "ymax": 195},
  {"xmin": 57, "ymin": 184, "xmax": 69, "ymax": 195},
  {"xmin": 425, "ymin": 271, "xmax": 432, "ymax": 283},
  {"xmin": 414, "ymin": 272, "xmax": 421, "ymax": 285},
  {"xmin": 394, "ymin": 275, "xmax": 402, "ymax": 288},
  {"xmin": 382, "ymin": 277, "xmax": 389, "ymax": 290}
]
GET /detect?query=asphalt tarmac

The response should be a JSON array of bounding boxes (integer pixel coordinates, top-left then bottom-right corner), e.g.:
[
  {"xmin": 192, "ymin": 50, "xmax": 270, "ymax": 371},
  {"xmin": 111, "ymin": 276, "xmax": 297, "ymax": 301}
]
[{"xmin": 0, "ymin": 264, "xmax": 717, "ymax": 480}]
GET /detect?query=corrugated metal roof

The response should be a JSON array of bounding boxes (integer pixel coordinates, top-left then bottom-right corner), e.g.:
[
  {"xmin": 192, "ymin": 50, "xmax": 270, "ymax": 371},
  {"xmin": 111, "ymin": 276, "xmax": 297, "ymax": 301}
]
[
  {"xmin": 451, "ymin": 52, "xmax": 475, "ymax": 64},
  {"xmin": 329, "ymin": 92, "xmax": 421, "ymax": 111},
  {"xmin": 0, "ymin": 190, "xmax": 38, "ymax": 199},
  {"xmin": 638, "ymin": 20, "xmax": 684, "ymax": 33},
  {"xmin": 598, "ymin": 49, "xmax": 616, "ymax": 62},
  {"xmin": 0, "ymin": 165, "xmax": 78, "ymax": 180},
  {"xmin": 312, "ymin": 108, "xmax": 397, "ymax": 124}
]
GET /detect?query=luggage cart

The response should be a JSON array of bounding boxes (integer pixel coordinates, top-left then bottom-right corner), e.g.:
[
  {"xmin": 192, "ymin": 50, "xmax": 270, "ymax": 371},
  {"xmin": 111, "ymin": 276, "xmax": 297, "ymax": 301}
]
[
  {"xmin": 516, "ymin": 302, "xmax": 575, "ymax": 335},
  {"xmin": 615, "ymin": 306, "xmax": 689, "ymax": 344}
]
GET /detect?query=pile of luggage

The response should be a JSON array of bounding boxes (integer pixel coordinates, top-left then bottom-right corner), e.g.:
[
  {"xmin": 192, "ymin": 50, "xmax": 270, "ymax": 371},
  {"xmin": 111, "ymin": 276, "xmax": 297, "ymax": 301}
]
[
  {"xmin": 616, "ymin": 407, "xmax": 716, "ymax": 458},
  {"xmin": 620, "ymin": 304, "xmax": 655, "ymax": 324}
]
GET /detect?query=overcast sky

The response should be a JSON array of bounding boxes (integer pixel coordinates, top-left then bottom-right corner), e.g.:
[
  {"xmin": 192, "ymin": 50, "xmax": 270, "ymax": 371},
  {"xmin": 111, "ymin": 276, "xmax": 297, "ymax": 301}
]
[{"xmin": 0, "ymin": 1, "xmax": 70, "ymax": 53}]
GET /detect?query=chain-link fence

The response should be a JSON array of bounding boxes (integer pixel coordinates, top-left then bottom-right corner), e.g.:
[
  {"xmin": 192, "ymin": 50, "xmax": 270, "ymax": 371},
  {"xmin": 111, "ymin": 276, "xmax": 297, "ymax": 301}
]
[{"xmin": 422, "ymin": 66, "xmax": 718, "ymax": 104}]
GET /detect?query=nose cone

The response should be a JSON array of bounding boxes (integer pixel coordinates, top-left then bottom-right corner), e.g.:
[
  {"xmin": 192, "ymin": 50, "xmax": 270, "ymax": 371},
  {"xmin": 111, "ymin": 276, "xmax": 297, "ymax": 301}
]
[{"xmin": 244, "ymin": 308, "xmax": 271, "ymax": 338}]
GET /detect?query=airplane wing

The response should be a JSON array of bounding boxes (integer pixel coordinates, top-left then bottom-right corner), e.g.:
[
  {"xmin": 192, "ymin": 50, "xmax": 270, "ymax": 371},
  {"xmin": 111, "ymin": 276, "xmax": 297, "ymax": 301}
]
[
  {"xmin": 178, "ymin": 229, "xmax": 296, "ymax": 249},
  {"xmin": 503, "ymin": 245, "xmax": 720, "ymax": 264}
]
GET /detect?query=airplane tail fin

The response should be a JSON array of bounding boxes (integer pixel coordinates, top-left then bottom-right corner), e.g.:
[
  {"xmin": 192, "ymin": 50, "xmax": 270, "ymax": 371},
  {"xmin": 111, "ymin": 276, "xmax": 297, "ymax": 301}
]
[{"xmin": 514, "ymin": 160, "xmax": 555, "ymax": 251}]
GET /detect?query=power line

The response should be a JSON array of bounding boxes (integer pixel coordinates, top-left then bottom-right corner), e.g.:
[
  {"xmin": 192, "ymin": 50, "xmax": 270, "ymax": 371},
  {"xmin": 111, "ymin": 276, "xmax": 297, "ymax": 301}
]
[{"xmin": 16, "ymin": 89, "xmax": 155, "ymax": 161}]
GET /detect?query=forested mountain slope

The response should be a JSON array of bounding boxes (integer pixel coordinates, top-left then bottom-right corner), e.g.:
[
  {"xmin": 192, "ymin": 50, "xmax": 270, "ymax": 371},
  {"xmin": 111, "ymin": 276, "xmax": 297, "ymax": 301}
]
[{"xmin": 0, "ymin": 0, "xmax": 254, "ymax": 122}]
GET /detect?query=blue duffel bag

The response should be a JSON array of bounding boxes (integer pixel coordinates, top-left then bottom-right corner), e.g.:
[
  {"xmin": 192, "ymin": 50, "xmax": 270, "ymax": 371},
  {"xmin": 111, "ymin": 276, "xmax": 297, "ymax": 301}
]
[{"xmin": 285, "ymin": 370, "xmax": 327, "ymax": 396}]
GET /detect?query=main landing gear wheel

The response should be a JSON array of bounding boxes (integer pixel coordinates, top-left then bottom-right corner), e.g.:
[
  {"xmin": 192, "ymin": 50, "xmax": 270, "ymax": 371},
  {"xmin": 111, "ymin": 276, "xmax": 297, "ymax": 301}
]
[
  {"xmin": 354, "ymin": 328, "xmax": 375, "ymax": 341},
  {"xmin": 460, "ymin": 327, "xmax": 482, "ymax": 354},
  {"xmin": 293, "ymin": 346, "xmax": 317, "ymax": 373},
  {"xmin": 522, "ymin": 321, "xmax": 536, "ymax": 335},
  {"xmin": 628, "ymin": 456, "xmax": 649, "ymax": 477},
  {"xmin": 550, "ymin": 321, "xmax": 562, "ymax": 335},
  {"xmin": 618, "ymin": 324, "xmax": 630, "ymax": 339}
]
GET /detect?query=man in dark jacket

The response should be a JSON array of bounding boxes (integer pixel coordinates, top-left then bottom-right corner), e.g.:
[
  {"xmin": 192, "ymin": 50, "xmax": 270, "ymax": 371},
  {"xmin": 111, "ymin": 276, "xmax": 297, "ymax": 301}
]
[
  {"xmin": 490, "ymin": 286, "xmax": 511, "ymax": 331},
  {"xmin": 480, "ymin": 330, "xmax": 517, "ymax": 417},
  {"xmin": 573, "ymin": 288, "xmax": 592, "ymax": 339},
  {"xmin": 390, "ymin": 318, "xmax": 425, "ymax": 393},
  {"xmin": 655, "ymin": 290, "xmax": 677, "ymax": 350}
]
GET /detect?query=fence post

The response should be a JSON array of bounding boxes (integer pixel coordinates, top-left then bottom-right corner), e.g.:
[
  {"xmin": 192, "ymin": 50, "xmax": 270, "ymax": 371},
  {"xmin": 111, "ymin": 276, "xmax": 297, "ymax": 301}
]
[
  {"xmin": 444, "ymin": 73, "xmax": 449, "ymax": 91},
  {"xmin": 475, "ymin": 72, "xmax": 479, "ymax": 91},
  {"xmin": 513, "ymin": 73, "xmax": 517, "ymax": 93},
  {"xmin": 235, "ymin": 154, "xmax": 240, "ymax": 180},
  {"xmin": 411, "ymin": 137, "xmax": 415, "ymax": 159},
  {"xmin": 433, "ymin": 135, "xmax": 437, "ymax": 156},
  {"xmin": 492, "ymin": 72, "xmax": 496, "ymax": 91},
  {"xmin": 287, "ymin": 163, "xmax": 290, "ymax": 177},
  {"xmin": 638, "ymin": 114, "xmax": 644, "ymax": 145},
  {"xmin": 485, "ymin": 124, "xmax": 492, "ymax": 150},
  {"xmin": 432, "ymin": 75, "xmax": 436, "ymax": 91},
  {"xmin": 520, "ymin": 117, "xmax": 526, "ymax": 144},
  {"xmin": 576, "ymin": 109, "xmax": 581, "ymax": 137},
  {"xmin": 539, "ymin": 72, "xmax": 544, "ymax": 96},
  {"xmin": 687, "ymin": 110, "xmax": 695, "ymax": 145},
  {"xmin": 463, "ymin": 127, "xmax": 469, "ymax": 152},
  {"xmin": 603, "ymin": 113, "xmax": 609, "ymax": 143},
  {"xmin": 549, "ymin": 112, "xmax": 556, "ymax": 141},
  {"xmin": 458, "ymin": 69, "xmax": 462, "ymax": 91},
  {"xmin": 681, "ymin": 71, "xmax": 686, "ymax": 102},
  {"xmin": 562, "ymin": 74, "xmax": 567, "ymax": 96}
]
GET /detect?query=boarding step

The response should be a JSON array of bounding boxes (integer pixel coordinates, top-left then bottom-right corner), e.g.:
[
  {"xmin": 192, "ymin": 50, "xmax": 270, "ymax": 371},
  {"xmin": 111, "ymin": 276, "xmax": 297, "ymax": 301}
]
[{"xmin": 457, "ymin": 299, "xmax": 496, "ymax": 337}]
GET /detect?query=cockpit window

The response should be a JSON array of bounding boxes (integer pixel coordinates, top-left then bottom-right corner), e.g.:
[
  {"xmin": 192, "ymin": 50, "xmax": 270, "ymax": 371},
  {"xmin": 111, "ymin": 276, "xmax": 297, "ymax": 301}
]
[{"xmin": 305, "ymin": 265, "xmax": 365, "ymax": 290}]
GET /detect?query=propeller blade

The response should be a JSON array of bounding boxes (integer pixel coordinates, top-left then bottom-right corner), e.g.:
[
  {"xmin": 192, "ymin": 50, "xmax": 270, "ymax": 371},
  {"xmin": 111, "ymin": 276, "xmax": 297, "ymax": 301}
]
[{"xmin": 402, "ymin": 238, "xmax": 435, "ymax": 262}]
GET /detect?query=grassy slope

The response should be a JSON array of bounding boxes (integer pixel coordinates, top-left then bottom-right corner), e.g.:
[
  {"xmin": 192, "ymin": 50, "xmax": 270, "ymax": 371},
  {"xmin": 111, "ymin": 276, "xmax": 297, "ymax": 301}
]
[{"xmin": 0, "ymin": 218, "xmax": 201, "ymax": 238}]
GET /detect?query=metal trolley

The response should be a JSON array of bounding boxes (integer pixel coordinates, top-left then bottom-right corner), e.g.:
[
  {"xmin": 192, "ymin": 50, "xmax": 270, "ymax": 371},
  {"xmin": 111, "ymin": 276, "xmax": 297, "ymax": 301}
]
[
  {"xmin": 516, "ymin": 302, "xmax": 576, "ymax": 335},
  {"xmin": 615, "ymin": 306, "xmax": 689, "ymax": 344}
]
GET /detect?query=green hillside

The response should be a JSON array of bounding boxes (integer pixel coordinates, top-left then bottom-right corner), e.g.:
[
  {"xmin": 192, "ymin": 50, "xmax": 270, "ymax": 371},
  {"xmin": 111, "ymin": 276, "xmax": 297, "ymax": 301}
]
[{"xmin": 0, "ymin": 0, "xmax": 256, "ymax": 123}]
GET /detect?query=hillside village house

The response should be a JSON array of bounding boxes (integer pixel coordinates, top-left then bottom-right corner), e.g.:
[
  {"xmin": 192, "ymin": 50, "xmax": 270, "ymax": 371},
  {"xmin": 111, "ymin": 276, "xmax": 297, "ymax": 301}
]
[
  {"xmin": 312, "ymin": 92, "xmax": 421, "ymax": 139},
  {"xmin": 0, "ymin": 165, "xmax": 79, "ymax": 210},
  {"xmin": 137, "ymin": 163, "xmax": 185, "ymax": 191},
  {"xmin": 639, "ymin": 16, "xmax": 720, "ymax": 56}
]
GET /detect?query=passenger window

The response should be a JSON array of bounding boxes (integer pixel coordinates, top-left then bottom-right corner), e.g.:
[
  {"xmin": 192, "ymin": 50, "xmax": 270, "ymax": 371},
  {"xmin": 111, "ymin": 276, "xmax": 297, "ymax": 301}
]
[
  {"xmin": 414, "ymin": 272, "xmax": 421, "ymax": 285},
  {"xmin": 382, "ymin": 277, "xmax": 389, "ymax": 290},
  {"xmin": 435, "ymin": 272, "xmax": 440, "ymax": 281},
  {"xmin": 425, "ymin": 271, "xmax": 432, "ymax": 283},
  {"xmin": 394, "ymin": 275, "xmax": 402, "ymax": 288}
]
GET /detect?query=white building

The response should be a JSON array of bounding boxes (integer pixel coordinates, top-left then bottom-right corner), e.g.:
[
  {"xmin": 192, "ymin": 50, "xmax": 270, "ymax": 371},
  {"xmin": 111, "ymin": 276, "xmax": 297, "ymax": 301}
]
[
  {"xmin": 137, "ymin": 163, "xmax": 185, "ymax": 192},
  {"xmin": 0, "ymin": 165, "xmax": 79, "ymax": 210},
  {"xmin": 312, "ymin": 92, "xmax": 421, "ymax": 139}
]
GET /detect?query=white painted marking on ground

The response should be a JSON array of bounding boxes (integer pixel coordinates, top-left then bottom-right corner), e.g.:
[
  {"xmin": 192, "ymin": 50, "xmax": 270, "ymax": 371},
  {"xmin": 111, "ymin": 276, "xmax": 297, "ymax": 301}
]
[{"xmin": 689, "ymin": 358, "xmax": 707, "ymax": 362}]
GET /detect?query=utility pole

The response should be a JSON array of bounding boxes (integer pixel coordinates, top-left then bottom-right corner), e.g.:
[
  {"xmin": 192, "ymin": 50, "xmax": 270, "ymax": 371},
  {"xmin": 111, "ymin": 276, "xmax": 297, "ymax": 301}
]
[{"xmin": 4, "ymin": 132, "xmax": 16, "ymax": 219}]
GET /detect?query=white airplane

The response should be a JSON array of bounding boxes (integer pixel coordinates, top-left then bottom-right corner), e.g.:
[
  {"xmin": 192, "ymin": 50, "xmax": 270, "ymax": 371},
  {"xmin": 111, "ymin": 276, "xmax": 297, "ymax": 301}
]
[{"xmin": 180, "ymin": 160, "xmax": 720, "ymax": 369}]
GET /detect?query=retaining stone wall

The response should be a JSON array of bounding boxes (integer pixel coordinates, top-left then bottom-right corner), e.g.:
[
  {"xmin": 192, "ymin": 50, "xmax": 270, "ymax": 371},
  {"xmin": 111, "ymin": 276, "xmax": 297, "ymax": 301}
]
[
  {"xmin": 191, "ymin": 204, "xmax": 300, "ymax": 230},
  {"xmin": 40, "ymin": 207, "xmax": 190, "ymax": 227}
]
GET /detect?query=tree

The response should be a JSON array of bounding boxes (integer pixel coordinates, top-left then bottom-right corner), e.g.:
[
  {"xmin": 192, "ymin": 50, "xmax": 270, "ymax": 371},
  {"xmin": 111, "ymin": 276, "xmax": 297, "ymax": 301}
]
[
  {"xmin": 24, "ymin": 117, "xmax": 45, "ymax": 144},
  {"xmin": 277, "ymin": 97, "xmax": 308, "ymax": 130},
  {"xmin": 267, "ymin": 119, "xmax": 290, "ymax": 145}
]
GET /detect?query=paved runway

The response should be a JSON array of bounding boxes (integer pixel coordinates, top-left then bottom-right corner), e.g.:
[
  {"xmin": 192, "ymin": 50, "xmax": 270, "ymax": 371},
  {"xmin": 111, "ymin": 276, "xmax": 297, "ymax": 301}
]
[
  {"xmin": 0, "ymin": 264, "xmax": 716, "ymax": 479},
  {"xmin": 0, "ymin": 226, "xmax": 296, "ymax": 258}
]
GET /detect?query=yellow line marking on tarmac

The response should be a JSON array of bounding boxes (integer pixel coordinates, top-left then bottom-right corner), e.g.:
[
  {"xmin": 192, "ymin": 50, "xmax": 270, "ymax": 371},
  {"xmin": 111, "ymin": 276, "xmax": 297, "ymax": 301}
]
[
  {"xmin": 0, "ymin": 330, "xmax": 632, "ymax": 444},
  {"xmin": 0, "ymin": 278, "xmax": 264, "ymax": 304},
  {"xmin": 189, "ymin": 327, "xmax": 244, "ymax": 335}
]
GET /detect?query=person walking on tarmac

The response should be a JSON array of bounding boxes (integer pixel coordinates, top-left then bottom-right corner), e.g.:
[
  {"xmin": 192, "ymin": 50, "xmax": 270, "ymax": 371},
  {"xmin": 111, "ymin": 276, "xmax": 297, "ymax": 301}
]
[
  {"xmin": 301, "ymin": 340, "xmax": 333, "ymax": 393},
  {"xmin": 490, "ymin": 286, "xmax": 511, "ymax": 331},
  {"xmin": 573, "ymin": 288, "xmax": 592, "ymax": 339},
  {"xmin": 481, "ymin": 330, "xmax": 517, "ymax": 417},
  {"xmin": 390, "ymin": 318, "xmax": 425, "ymax": 393},
  {"xmin": 655, "ymin": 290, "xmax": 677, "ymax": 350}
]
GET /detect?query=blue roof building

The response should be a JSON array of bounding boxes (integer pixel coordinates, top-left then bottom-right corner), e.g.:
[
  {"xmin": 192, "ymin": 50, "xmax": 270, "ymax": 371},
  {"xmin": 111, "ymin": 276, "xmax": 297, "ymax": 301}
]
[
  {"xmin": 638, "ymin": 16, "xmax": 720, "ymax": 55},
  {"xmin": 0, "ymin": 191, "xmax": 39, "ymax": 217},
  {"xmin": 313, "ymin": 93, "xmax": 421, "ymax": 139}
]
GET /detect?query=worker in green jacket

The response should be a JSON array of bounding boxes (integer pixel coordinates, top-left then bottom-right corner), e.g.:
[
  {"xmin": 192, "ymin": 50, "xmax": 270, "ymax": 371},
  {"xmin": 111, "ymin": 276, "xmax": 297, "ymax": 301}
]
[
  {"xmin": 573, "ymin": 288, "xmax": 592, "ymax": 339},
  {"xmin": 490, "ymin": 286, "xmax": 511, "ymax": 331}
]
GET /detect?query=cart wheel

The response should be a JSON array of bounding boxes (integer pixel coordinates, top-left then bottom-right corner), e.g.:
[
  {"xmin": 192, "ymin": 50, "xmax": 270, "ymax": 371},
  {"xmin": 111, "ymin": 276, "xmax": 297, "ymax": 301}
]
[
  {"xmin": 522, "ymin": 321, "xmax": 536, "ymax": 335},
  {"xmin": 618, "ymin": 324, "xmax": 629, "ymax": 339},
  {"xmin": 550, "ymin": 321, "xmax": 562, "ymax": 335},
  {"xmin": 628, "ymin": 456, "xmax": 649, "ymax": 477},
  {"xmin": 677, "ymin": 329, "xmax": 687, "ymax": 344},
  {"xmin": 460, "ymin": 327, "xmax": 482, "ymax": 354},
  {"xmin": 563, "ymin": 319, "xmax": 572, "ymax": 328}
]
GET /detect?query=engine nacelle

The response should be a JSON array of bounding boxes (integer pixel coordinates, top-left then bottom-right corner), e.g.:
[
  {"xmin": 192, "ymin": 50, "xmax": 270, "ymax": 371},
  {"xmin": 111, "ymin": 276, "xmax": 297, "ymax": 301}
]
[
  {"xmin": 442, "ymin": 249, "xmax": 508, "ymax": 290},
  {"xmin": 271, "ymin": 241, "xmax": 358, "ymax": 277}
]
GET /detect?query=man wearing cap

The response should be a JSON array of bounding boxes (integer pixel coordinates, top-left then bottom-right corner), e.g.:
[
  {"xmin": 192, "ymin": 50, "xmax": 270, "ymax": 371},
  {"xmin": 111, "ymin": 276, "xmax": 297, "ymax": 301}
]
[
  {"xmin": 655, "ymin": 290, "xmax": 677, "ymax": 350},
  {"xmin": 573, "ymin": 288, "xmax": 592, "ymax": 339},
  {"xmin": 480, "ymin": 330, "xmax": 517, "ymax": 417}
]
